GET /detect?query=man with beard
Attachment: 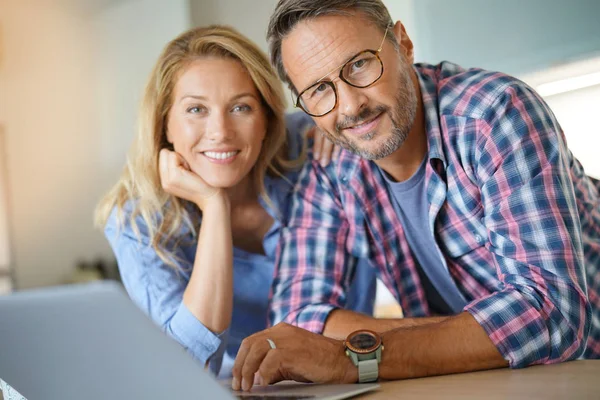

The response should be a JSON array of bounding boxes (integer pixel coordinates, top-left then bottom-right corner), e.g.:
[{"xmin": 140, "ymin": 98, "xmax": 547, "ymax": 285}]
[{"xmin": 231, "ymin": 0, "xmax": 600, "ymax": 391}]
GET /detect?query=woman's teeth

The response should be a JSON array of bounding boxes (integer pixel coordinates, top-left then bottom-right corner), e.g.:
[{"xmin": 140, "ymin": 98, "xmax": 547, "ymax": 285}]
[{"xmin": 204, "ymin": 151, "xmax": 239, "ymax": 160}]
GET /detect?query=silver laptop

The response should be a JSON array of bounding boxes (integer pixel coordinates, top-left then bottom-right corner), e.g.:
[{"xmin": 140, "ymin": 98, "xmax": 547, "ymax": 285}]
[{"xmin": 0, "ymin": 281, "xmax": 378, "ymax": 400}]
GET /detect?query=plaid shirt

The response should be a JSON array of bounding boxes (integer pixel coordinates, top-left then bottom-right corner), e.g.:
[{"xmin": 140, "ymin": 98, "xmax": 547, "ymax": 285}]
[{"xmin": 270, "ymin": 62, "xmax": 600, "ymax": 368}]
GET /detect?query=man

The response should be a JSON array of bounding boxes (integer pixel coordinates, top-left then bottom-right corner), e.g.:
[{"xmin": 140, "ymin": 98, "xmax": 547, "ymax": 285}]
[{"xmin": 232, "ymin": 0, "xmax": 600, "ymax": 391}]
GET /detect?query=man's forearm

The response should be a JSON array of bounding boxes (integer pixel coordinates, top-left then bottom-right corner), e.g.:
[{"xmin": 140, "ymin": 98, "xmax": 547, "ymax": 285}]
[
  {"xmin": 322, "ymin": 309, "xmax": 451, "ymax": 339},
  {"xmin": 378, "ymin": 312, "xmax": 508, "ymax": 379}
]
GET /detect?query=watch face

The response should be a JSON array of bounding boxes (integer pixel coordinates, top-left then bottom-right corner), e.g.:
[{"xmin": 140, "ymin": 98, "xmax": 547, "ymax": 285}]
[
  {"xmin": 350, "ymin": 333, "xmax": 377, "ymax": 350},
  {"xmin": 349, "ymin": 332, "xmax": 378, "ymax": 350}
]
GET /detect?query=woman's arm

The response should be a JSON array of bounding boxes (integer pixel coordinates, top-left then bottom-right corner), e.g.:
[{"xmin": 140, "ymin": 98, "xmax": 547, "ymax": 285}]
[
  {"xmin": 104, "ymin": 213, "xmax": 229, "ymax": 375},
  {"xmin": 159, "ymin": 148, "xmax": 235, "ymax": 334},
  {"xmin": 182, "ymin": 197, "xmax": 233, "ymax": 333}
]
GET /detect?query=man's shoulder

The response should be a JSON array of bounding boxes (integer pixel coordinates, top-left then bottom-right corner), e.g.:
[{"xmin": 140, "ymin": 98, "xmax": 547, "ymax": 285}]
[
  {"xmin": 418, "ymin": 61, "xmax": 532, "ymax": 120},
  {"xmin": 300, "ymin": 149, "xmax": 378, "ymax": 201}
]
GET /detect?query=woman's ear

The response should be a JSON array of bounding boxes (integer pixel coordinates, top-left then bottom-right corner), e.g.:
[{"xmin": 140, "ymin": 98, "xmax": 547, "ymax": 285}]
[{"xmin": 392, "ymin": 21, "xmax": 414, "ymax": 64}]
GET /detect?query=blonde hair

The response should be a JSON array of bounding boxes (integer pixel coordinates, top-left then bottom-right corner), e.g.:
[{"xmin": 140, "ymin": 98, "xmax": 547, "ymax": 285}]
[{"xmin": 95, "ymin": 25, "xmax": 302, "ymax": 268}]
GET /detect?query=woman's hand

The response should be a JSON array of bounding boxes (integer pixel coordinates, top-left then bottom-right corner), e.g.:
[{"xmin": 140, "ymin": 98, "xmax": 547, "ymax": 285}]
[
  {"xmin": 159, "ymin": 148, "xmax": 226, "ymax": 211},
  {"xmin": 306, "ymin": 126, "xmax": 342, "ymax": 167}
]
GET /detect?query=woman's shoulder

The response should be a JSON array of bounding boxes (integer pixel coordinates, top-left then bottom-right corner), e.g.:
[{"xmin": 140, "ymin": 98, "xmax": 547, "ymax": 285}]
[
  {"xmin": 104, "ymin": 200, "xmax": 150, "ymax": 242},
  {"xmin": 104, "ymin": 200, "xmax": 196, "ymax": 244}
]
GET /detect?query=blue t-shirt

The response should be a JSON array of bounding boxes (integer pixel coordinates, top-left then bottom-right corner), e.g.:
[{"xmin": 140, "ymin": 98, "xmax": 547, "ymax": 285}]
[
  {"xmin": 104, "ymin": 112, "xmax": 376, "ymax": 377},
  {"xmin": 378, "ymin": 155, "xmax": 467, "ymax": 315}
]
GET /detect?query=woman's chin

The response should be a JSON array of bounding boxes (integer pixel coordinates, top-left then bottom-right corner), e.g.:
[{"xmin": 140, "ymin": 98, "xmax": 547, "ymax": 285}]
[{"xmin": 202, "ymin": 175, "xmax": 244, "ymax": 189}]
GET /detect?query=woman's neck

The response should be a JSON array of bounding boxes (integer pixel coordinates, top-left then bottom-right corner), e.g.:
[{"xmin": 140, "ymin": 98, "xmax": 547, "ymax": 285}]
[
  {"xmin": 227, "ymin": 174, "xmax": 273, "ymax": 255},
  {"xmin": 226, "ymin": 174, "xmax": 259, "ymax": 210}
]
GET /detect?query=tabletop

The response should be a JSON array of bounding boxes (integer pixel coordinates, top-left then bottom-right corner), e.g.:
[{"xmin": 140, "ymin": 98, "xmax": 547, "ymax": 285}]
[{"xmin": 359, "ymin": 360, "xmax": 599, "ymax": 399}]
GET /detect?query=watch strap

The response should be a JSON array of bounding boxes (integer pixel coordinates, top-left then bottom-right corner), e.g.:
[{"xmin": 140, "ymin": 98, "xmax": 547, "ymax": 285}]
[{"xmin": 357, "ymin": 359, "xmax": 379, "ymax": 383}]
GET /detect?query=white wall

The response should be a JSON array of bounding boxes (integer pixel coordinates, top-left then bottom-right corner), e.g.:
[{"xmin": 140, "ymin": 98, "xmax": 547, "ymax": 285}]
[
  {"xmin": 93, "ymin": 0, "xmax": 191, "ymax": 173},
  {"xmin": 0, "ymin": 0, "xmax": 190, "ymax": 289},
  {"xmin": 521, "ymin": 57, "xmax": 600, "ymax": 179},
  {"xmin": 190, "ymin": 0, "xmax": 277, "ymax": 53},
  {"xmin": 411, "ymin": 0, "xmax": 600, "ymax": 76},
  {"xmin": 541, "ymin": 86, "xmax": 600, "ymax": 179},
  {"xmin": 0, "ymin": 126, "xmax": 10, "ymax": 272},
  {"xmin": 0, "ymin": 1, "xmax": 100, "ymax": 288}
]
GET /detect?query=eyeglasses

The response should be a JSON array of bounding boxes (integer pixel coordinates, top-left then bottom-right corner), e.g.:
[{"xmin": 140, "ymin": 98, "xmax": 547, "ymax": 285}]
[{"xmin": 293, "ymin": 27, "xmax": 389, "ymax": 117}]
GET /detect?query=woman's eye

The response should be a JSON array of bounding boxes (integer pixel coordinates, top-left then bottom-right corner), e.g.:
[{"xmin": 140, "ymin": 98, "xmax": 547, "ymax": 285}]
[
  {"xmin": 232, "ymin": 104, "xmax": 251, "ymax": 112},
  {"xmin": 187, "ymin": 106, "xmax": 205, "ymax": 114}
]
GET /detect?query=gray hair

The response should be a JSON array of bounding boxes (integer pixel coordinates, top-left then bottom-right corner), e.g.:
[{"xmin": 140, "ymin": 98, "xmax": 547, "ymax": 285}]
[{"xmin": 267, "ymin": 0, "xmax": 395, "ymax": 91}]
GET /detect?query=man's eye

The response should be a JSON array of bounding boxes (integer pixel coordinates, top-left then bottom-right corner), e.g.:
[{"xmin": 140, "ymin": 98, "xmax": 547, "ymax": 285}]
[
  {"xmin": 308, "ymin": 83, "xmax": 329, "ymax": 98},
  {"xmin": 352, "ymin": 59, "xmax": 367, "ymax": 69},
  {"xmin": 315, "ymin": 83, "xmax": 329, "ymax": 92}
]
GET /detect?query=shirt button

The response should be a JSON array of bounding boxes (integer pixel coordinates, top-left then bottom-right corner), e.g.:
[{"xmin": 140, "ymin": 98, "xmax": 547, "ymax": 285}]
[
  {"xmin": 475, "ymin": 234, "xmax": 483, "ymax": 243},
  {"xmin": 341, "ymin": 176, "xmax": 348, "ymax": 183}
]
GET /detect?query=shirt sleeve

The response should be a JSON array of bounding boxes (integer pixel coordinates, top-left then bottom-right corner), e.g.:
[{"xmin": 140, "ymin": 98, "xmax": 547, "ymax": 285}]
[
  {"xmin": 465, "ymin": 83, "xmax": 591, "ymax": 367},
  {"xmin": 269, "ymin": 158, "xmax": 359, "ymax": 333},
  {"xmin": 104, "ymin": 210, "xmax": 228, "ymax": 375}
]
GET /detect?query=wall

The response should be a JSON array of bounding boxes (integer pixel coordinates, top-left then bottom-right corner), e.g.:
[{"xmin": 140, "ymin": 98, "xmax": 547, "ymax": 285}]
[
  {"xmin": 190, "ymin": 0, "xmax": 277, "ymax": 53},
  {"xmin": 412, "ymin": 0, "xmax": 600, "ymax": 75},
  {"xmin": 93, "ymin": 0, "xmax": 191, "ymax": 173},
  {"xmin": 0, "ymin": 126, "xmax": 10, "ymax": 278},
  {"xmin": 0, "ymin": 1, "xmax": 100, "ymax": 288},
  {"xmin": 541, "ymin": 84, "xmax": 600, "ymax": 179},
  {"xmin": 0, "ymin": 0, "xmax": 190, "ymax": 289}
]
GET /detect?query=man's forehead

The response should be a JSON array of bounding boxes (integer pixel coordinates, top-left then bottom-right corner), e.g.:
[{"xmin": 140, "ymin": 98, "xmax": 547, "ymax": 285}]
[{"xmin": 282, "ymin": 14, "xmax": 379, "ymax": 90}]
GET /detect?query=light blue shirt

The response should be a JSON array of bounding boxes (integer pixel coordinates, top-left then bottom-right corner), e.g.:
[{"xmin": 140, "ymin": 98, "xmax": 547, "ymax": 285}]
[
  {"xmin": 104, "ymin": 113, "xmax": 376, "ymax": 377},
  {"xmin": 378, "ymin": 155, "xmax": 467, "ymax": 314}
]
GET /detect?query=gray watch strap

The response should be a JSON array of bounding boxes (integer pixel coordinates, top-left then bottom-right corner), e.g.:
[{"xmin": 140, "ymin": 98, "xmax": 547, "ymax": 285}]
[{"xmin": 358, "ymin": 359, "xmax": 379, "ymax": 383}]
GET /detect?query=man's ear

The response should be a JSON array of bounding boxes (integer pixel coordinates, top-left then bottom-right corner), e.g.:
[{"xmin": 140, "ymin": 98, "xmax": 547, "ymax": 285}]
[{"xmin": 392, "ymin": 21, "xmax": 414, "ymax": 64}]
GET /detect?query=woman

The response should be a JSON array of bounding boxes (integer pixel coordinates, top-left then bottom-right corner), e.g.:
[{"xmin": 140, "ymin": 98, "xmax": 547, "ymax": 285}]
[{"xmin": 95, "ymin": 25, "xmax": 376, "ymax": 377}]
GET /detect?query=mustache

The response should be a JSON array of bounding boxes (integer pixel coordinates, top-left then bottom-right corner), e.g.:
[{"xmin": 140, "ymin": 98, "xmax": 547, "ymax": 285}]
[{"xmin": 336, "ymin": 105, "xmax": 388, "ymax": 132}]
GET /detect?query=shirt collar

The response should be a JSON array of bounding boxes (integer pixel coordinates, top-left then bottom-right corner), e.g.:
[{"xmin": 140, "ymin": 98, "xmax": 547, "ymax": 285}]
[{"xmin": 414, "ymin": 64, "xmax": 447, "ymax": 170}]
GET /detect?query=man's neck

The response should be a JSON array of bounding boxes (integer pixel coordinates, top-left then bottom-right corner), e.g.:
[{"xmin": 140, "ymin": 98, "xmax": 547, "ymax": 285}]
[{"xmin": 374, "ymin": 70, "xmax": 427, "ymax": 182}]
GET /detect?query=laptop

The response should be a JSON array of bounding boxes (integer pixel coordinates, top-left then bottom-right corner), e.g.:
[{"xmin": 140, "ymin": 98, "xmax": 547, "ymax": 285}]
[{"xmin": 0, "ymin": 281, "xmax": 379, "ymax": 399}]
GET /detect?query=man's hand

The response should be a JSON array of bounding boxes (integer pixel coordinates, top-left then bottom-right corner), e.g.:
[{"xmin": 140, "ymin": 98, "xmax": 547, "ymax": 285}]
[{"xmin": 231, "ymin": 323, "xmax": 357, "ymax": 392}]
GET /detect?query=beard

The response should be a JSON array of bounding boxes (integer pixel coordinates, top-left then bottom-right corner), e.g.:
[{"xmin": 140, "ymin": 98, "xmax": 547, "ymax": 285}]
[{"xmin": 323, "ymin": 64, "xmax": 417, "ymax": 160}]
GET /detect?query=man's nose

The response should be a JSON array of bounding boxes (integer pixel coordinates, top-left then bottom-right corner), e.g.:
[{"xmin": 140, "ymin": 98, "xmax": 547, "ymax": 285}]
[{"xmin": 336, "ymin": 81, "xmax": 369, "ymax": 119}]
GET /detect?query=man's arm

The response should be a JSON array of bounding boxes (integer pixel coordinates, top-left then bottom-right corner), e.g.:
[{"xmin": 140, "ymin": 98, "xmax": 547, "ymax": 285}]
[
  {"xmin": 269, "ymin": 155, "xmax": 360, "ymax": 332},
  {"xmin": 322, "ymin": 309, "xmax": 450, "ymax": 339},
  {"xmin": 231, "ymin": 312, "xmax": 507, "ymax": 391},
  {"xmin": 461, "ymin": 82, "xmax": 591, "ymax": 367},
  {"xmin": 378, "ymin": 312, "xmax": 507, "ymax": 379}
]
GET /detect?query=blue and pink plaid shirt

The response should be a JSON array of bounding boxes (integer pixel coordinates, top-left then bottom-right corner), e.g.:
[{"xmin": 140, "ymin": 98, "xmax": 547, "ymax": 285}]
[{"xmin": 270, "ymin": 62, "xmax": 600, "ymax": 367}]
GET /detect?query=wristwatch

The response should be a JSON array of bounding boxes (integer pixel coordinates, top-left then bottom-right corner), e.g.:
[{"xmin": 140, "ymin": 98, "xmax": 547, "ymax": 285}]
[{"xmin": 343, "ymin": 329, "xmax": 383, "ymax": 383}]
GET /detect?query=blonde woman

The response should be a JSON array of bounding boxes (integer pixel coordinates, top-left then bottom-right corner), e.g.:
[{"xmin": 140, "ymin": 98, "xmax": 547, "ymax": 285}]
[{"xmin": 95, "ymin": 25, "xmax": 376, "ymax": 377}]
